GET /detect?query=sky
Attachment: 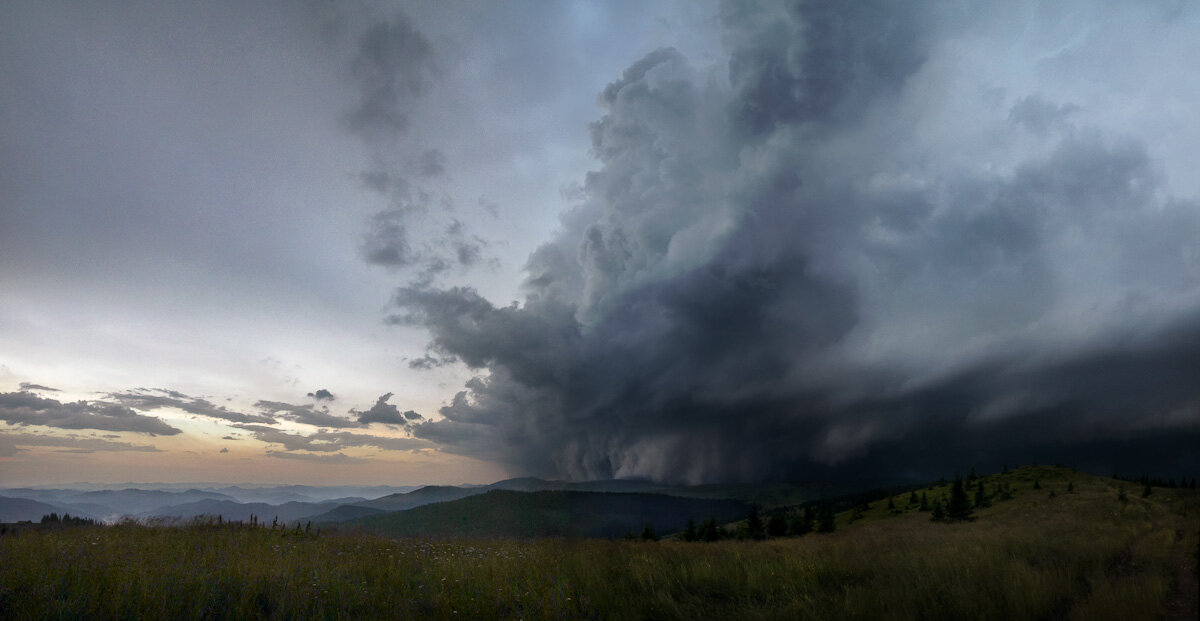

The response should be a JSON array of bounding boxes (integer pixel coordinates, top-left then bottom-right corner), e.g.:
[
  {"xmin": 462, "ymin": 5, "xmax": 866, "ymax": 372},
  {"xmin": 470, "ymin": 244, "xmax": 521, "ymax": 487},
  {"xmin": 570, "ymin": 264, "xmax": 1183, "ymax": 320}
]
[{"xmin": 2, "ymin": 1, "xmax": 1198, "ymax": 487}]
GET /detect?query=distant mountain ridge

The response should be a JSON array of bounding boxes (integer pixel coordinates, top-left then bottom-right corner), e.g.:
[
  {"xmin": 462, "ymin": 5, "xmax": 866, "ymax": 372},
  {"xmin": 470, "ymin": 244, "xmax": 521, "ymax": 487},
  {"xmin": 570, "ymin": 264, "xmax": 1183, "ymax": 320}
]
[
  {"xmin": 346, "ymin": 490, "xmax": 751, "ymax": 539},
  {"xmin": 0, "ymin": 484, "xmax": 415, "ymax": 522},
  {"xmin": 310, "ymin": 475, "xmax": 894, "ymax": 524},
  {"xmin": 0, "ymin": 496, "xmax": 97, "ymax": 523},
  {"xmin": 3, "ymin": 476, "xmax": 906, "ymax": 530}
]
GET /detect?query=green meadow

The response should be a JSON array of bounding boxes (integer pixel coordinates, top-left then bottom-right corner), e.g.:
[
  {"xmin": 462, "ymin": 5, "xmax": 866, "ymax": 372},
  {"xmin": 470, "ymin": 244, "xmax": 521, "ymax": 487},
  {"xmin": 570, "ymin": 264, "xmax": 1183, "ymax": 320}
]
[{"xmin": 1, "ymin": 466, "xmax": 1196, "ymax": 620}]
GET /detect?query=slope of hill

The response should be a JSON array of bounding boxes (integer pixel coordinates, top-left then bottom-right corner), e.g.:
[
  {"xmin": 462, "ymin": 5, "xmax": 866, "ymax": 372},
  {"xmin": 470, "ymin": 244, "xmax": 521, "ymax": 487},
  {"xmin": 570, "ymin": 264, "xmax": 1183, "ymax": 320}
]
[
  {"xmin": 311, "ymin": 504, "xmax": 386, "ymax": 523},
  {"xmin": 141, "ymin": 499, "xmax": 340, "ymax": 524},
  {"xmin": 354, "ymin": 485, "xmax": 483, "ymax": 512},
  {"xmin": 345, "ymin": 490, "xmax": 749, "ymax": 539},
  {"xmin": 0, "ymin": 496, "xmax": 95, "ymax": 523},
  {"xmin": 1, "ymin": 465, "xmax": 1195, "ymax": 619},
  {"xmin": 67, "ymin": 489, "xmax": 238, "ymax": 517}
]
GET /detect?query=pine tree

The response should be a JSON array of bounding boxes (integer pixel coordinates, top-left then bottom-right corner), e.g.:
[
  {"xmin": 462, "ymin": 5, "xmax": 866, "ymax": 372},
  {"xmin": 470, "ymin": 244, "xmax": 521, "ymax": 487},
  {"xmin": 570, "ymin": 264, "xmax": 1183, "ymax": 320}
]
[
  {"xmin": 744, "ymin": 507, "xmax": 766, "ymax": 540},
  {"xmin": 919, "ymin": 491, "xmax": 930, "ymax": 511},
  {"xmin": 640, "ymin": 523, "xmax": 658, "ymax": 541},
  {"xmin": 1033, "ymin": 479, "xmax": 1041, "ymax": 490},
  {"xmin": 700, "ymin": 517, "xmax": 721, "ymax": 542},
  {"xmin": 683, "ymin": 519, "xmax": 698, "ymax": 542},
  {"xmin": 946, "ymin": 478, "xmax": 974, "ymax": 521},
  {"xmin": 973, "ymin": 481, "xmax": 990, "ymax": 509},
  {"xmin": 1066, "ymin": 481, "xmax": 1074, "ymax": 494},
  {"xmin": 909, "ymin": 490, "xmax": 919, "ymax": 506}
]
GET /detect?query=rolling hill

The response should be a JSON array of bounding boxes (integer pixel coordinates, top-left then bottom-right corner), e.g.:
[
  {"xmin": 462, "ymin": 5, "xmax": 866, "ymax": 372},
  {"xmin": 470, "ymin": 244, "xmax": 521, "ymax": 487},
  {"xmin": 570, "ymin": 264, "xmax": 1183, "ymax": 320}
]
[
  {"xmin": 0, "ymin": 496, "xmax": 97, "ymax": 523},
  {"xmin": 344, "ymin": 489, "xmax": 749, "ymax": 539}
]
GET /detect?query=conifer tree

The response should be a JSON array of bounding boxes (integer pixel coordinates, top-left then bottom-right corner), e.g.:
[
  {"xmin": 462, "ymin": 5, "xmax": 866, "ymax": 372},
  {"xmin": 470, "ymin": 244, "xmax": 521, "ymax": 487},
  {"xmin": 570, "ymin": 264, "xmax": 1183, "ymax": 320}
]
[
  {"xmin": 1067, "ymin": 482, "xmax": 1074, "ymax": 494},
  {"xmin": 743, "ymin": 507, "xmax": 766, "ymax": 540},
  {"xmin": 973, "ymin": 481, "xmax": 990, "ymax": 508},
  {"xmin": 683, "ymin": 519, "xmax": 698, "ymax": 542},
  {"xmin": 946, "ymin": 478, "xmax": 974, "ymax": 521},
  {"xmin": 909, "ymin": 490, "xmax": 919, "ymax": 506},
  {"xmin": 1141, "ymin": 483, "xmax": 1152, "ymax": 498},
  {"xmin": 1033, "ymin": 479, "xmax": 1041, "ymax": 490},
  {"xmin": 919, "ymin": 491, "xmax": 930, "ymax": 511},
  {"xmin": 640, "ymin": 523, "xmax": 658, "ymax": 541}
]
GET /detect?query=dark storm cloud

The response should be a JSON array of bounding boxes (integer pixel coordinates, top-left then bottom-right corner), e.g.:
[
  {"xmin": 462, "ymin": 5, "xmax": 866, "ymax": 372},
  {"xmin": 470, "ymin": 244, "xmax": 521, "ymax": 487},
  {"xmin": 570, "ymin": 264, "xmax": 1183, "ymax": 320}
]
[
  {"xmin": 109, "ymin": 390, "xmax": 276, "ymax": 425},
  {"xmin": 720, "ymin": 0, "xmax": 928, "ymax": 134},
  {"xmin": 0, "ymin": 392, "xmax": 181, "ymax": 436},
  {"xmin": 344, "ymin": 13, "xmax": 435, "ymax": 141},
  {"xmin": 407, "ymin": 352, "xmax": 457, "ymax": 370},
  {"xmin": 353, "ymin": 392, "xmax": 421, "ymax": 426},
  {"xmin": 343, "ymin": 10, "xmax": 496, "ymax": 284},
  {"xmin": 307, "ymin": 389, "xmax": 335, "ymax": 401},
  {"xmin": 396, "ymin": 0, "xmax": 1200, "ymax": 483},
  {"xmin": 17, "ymin": 382, "xmax": 59, "ymax": 392},
  {"xmin": 254, "ymin": 400, "xmax": 357, "ymax": 429},
  {"xmin": 362, "ymin": 209, "xmax": 418, "ymax": 267}
]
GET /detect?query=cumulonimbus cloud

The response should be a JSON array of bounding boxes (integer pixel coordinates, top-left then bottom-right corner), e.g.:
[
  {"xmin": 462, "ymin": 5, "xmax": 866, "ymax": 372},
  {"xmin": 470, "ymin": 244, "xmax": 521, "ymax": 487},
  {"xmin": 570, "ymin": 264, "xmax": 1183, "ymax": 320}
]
[{"xmin": 389, "ymin": 0, "xmax": 1200, "ymax": 483}]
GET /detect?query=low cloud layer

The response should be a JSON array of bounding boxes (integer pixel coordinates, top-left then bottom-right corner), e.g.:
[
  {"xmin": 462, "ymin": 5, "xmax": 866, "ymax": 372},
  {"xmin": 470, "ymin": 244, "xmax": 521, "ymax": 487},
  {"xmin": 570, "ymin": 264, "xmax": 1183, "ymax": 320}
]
[
  {"xmin": 392, "ymin": 1, "xmax": 1200, "ymax": 482},
  {"xmin": 233, "ymin": 423, "xmax": 431, "ymax": 455},
  {"xmin": 0, "ymin": 392, "xmax": 181, "ymax": 436},
  {"xmin": 0, "ymin": 431, "xmax": 162, "ymax": 455},
  {"xmin": 255, "ymin": 400, "xmax": 358, "ymax": 429}
]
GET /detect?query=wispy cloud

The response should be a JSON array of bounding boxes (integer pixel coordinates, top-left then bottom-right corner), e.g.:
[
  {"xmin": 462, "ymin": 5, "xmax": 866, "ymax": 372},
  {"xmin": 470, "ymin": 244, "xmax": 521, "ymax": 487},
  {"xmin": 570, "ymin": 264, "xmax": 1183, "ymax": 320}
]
[
  {"xmin": 265, "ymin": 451, "xmax": 365, "ymax": 464},
  {"xmin": 17, "ymin": 382, "xmax": 59, "ymax": 392},
  {"xmin": 0, "ymin": 431, "xmax": 162, "ymax": 453},
  {"xmin": 109, "ymin": 389, "xmax": 275, "ymax": 425}
]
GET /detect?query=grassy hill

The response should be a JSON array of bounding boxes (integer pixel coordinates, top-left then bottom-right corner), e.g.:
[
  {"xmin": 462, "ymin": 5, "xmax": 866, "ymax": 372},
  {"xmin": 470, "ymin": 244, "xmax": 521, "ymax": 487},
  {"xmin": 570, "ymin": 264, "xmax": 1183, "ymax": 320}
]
[
  {"xmin": 344, "ymin": 490, "xmax": 749, "ymax": 539},
  {"xmin": 1, "ymin": 465, "xmax": 1195, "ymax": 619},
  {"xmin": 310, "ymin": 504, "xmax": 385, "ymax": 524},
  {"xmin": 352, "ymin": 485, "xmax": 481, "ymax": 512}
]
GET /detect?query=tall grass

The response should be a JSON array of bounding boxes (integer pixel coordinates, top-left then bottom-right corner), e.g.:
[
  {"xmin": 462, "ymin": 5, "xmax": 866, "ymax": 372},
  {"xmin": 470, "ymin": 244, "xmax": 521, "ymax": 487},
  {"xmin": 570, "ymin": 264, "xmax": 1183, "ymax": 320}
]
[{"xmin": 1, "ymin": 466, "xmax": 1194, "ymax": 620}]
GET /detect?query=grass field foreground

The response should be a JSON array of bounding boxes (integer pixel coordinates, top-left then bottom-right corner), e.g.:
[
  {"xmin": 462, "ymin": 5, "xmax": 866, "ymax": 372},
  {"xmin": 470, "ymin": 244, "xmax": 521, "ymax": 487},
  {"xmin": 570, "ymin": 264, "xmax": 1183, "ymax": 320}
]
[{"xmin": 0, "ymin": 466, "xmax": 1196, "ymax": 620}]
